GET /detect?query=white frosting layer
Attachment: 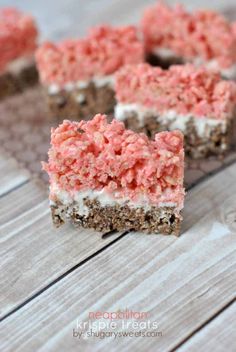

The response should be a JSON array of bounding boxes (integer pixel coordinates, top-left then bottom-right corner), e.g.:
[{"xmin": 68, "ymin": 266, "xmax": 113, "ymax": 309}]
[
  {"xmin": 48, "ymin": 75, "xmax": 114, "ymax": 95},
  {"xmin": 6, "ymin": 56, "xmax": 34, "ymax": 75},
  {"xmin": 50, "ymin": 185, "xmax": 178, "ymax": 217},
  {"xmin": 115, "ymin": 103, "xmax": 228, "ymax": 138},
  {"xmin": 193, "ymin": 57, "xmax": 236, "ymax": 80},
  {"xmin": 153, "ymin": 47, "xmax": 236, "ymax": 80},
  {"xmin": 153, "ymin": 48, "xmax": 178, "ymax": 60}
]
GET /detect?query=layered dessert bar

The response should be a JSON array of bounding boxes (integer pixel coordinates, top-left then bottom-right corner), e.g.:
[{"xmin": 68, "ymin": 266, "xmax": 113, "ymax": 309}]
[
  {"xmin": 142, "ymin": 2, "xmax": 236, "ymax": 79},
  {"xmin": 0, "ymin": 8, "xmax": 38, "ymax": 99},
  {"xmin": 43, "ymin": 114, "xmax": 185, "ymax": 235},
  {"xmin": 36, "ymin": 26, "xmax": 144, "ymax": 120},
  {"xmin": 115, "ymin": 64, "xmax": 236, "ymax": 158}
]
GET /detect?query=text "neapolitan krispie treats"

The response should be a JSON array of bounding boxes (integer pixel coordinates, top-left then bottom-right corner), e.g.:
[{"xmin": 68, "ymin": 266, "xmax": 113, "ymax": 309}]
[
  {"xmin": 36, "ymin": 26, "xmax": 144, "ymax": 120},
  {"xmin": 43, "ymin": 114, "xmax": 185, "ymax": 236},
  {"xmin": 115, "ymin": 63, "xmax": 236, "ymax": 158},
  {"xmin": 142, "ymin": 2, "xmax": 236, "ymax": 79},
  {"xmin": 0, "ymin": 7, "xmax": 38, "ymax": 99}
]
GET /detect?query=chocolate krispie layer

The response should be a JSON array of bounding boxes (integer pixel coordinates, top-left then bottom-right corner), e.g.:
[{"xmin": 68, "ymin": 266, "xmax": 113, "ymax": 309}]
[
  {"xmin": 120, "ymin": 112, "xmax": 234, "ymax": 159},
  {"xmin": 51, "ymin": 198, "xmax": 182, "ymax": 236},
  {"xmin": 0, "ymin": 63, "xmax": 38, "ymax": 100},
  {"xmin": 46, "ymin": 82, "xmax": 115, "ymax": 120},
  {"xmin": 146, "ymin": 53, "xmax": 184, "ymax": 70}
]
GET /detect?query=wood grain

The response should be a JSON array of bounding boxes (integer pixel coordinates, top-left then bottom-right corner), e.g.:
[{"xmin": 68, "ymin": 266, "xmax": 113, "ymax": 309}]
[
  {"xmin": 0, "ymin": 181, "xmax": 124, "ymax": 319},
  {"xmin": 0, "ymin": 179, "xmax": 46, "ymax": 226},
  {"xmin": 178, "ymin": 302, "xmax": 236, "ymax": 352},
  {"xmin": 1, "ymin": 163, "xmax": 236, "ymax": 352},
  {"xmin": 0, "ymin": 151, "xmax": 30, "ymax": 197},
  {"xmin": 1, "ymin": 2, "xmax": 236, "ymax": 352}
]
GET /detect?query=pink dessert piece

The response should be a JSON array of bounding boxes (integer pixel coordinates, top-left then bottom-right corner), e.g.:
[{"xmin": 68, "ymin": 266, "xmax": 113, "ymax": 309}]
[
  {"xmin": 35, "ymin": 25, "xmax": 144, "ymax": 120},
  {"xmin": 43, "ymin": 114, "xmax": 185, "ymax": 235},
  {"xmin": 36, "ymin": 25, "xmax": 144, "ymax": 86},
  {"xmin": 0, "ymin": 7, "xmax": 38, "ymax": 72},
  {"xmin": 141, "ymin": 2, "xmax": 236, "ymax": 79},
  {"xmin": 114, "ymin": 63, "xmax": 236, "ymax": 158},
  {"xmin": 0, "ymin": 7, "xmax": 38, "ymax": 99}
]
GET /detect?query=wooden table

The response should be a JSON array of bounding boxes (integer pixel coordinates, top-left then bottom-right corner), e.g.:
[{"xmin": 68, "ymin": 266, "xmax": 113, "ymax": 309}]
[
  {"xmin": 0, "ymin": 147, "xmax": 236, "ymax": 351},
  {"xmin": 1, "ymin": 1, "xmax": 236, "ymax": 351}
]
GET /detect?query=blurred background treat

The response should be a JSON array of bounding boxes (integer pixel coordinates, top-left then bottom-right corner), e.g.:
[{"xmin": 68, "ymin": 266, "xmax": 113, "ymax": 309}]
[
  {"xmin": 141, "ymin": 2, "xmax": 236, "ymax": 79},
  {"xmin": 0, "ymin": 7, "xmax": 38, "ymax": 99},
  {"xmin": 35, "ymin": 25, "xmax": 144, "ymax": 120},
  {"xmin": 0, "ymin": 0, "xmax": 236, "ymax": 185}
]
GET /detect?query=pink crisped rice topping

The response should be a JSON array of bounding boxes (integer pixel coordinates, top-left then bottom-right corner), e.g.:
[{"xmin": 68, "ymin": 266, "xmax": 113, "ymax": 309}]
[
  {"xmin": 0, "ymin": 8, "xmax": 38, "ymax": 72},
  {"xmin": 43, "ymin": 114, "xmax": 184, "ymax": 209},
  {"xmin": 141, "ymin": 2, "xmax": 236, "ymax": 69},
  {"xmin": 36, "ymin": 25, "xmax": 144, "ymax": 86},
  {"xmin": 115, "ymin": 63, "xmax": 236, "ymax": 119}
]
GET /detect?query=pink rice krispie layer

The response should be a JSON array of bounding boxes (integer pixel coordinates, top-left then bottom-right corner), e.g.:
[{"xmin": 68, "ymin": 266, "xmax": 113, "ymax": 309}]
[
  {"xmin": 36, "ymin": 26, "xmax": 144, "ymax": 87},
  {"xmin": 115, "ymin": 64, "xmax": 236, "ymax": 119},
  {"xmin": 0, "ymin": 7, "xmax": 38, "ymax": 72},
  {"xmin": 43, "ymin": 114, "xmax": 184, "ymax": 210},
  {"xmin": 142, "ymin": 2, "xmax": 236, "ymax": 70}
]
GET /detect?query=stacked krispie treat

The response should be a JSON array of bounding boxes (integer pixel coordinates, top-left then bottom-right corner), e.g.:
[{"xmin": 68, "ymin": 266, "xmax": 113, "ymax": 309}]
[
  {"xmin": 0, "ymin": 8, "xmax": 38, "ymax": 99},
  {"xmin": 115, "ymin": 64, "xmax": 236, "ymax": 158},
  {"xmin": 36, "ymin": 25, "xmax": 144, "ymax": 119},
  {"xmin": 43, "ymin": 114, "xmax": 185, "ymax": 235},
  {"xmin": 142, "ymin": 2, "xmax": 236, "ymax": 79},
  {"xmin": 40, "ymin": 2, "xmax": 236, "ymax": 235},
  {"xmin": 3, "ymin": 3, "xmax": 236, "ymax": 235}
]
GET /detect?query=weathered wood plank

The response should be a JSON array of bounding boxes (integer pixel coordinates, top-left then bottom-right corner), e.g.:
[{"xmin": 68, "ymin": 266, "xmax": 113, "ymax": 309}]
[
  {"xmin": 0, "ymin": 151, "xmax": 30, "ymax": 197},
  {"xmin": 1, "ymin": 163, "xmax": 236, "ymax": 352},
  {"xmin": 0, "ymin": 179, "xmax": 46, "ymax": 226},
  {"xmin": 0, "ymin": 181, "xmax": 124, "ymax": 319},
  {"xmin": 178, "ymin": 302, "xmax": 236, "ymax": 352}
]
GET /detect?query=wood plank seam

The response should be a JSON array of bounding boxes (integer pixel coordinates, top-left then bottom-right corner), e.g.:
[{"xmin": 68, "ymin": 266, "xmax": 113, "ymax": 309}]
[
  {"xmin": 173, "ymin": 297, "xmax": 236, "ymax": 352},
  {"xmin": 176, "ymin": 301, "xmax": 236, "ymax": 351},
  {"xmin": 0, "ymin": 230, "xmax": 129, "ymax": 322},
  {"xmin": 0, "ymin": 148, "xmax": 31, "ymax": 198},
  {"xmin": 0, "ymin": 200, "xmax": 49, "ymax": 237},
  {"xmin": 0, "ymin": 2, "xmax": 236, "ymax": 350},
  {"xmin": 0, "ymin": 178, "xmax": 29, "ymax": 199},
  {"xmin": 1, "ymin": 160, "xmax": 236, "ymax": 322},
  {"xmin": 0, "ymin": 162, "xmax": 233, "ymax": 350},
  {"xmin": 0, "ymin": 224, "xmax": 234, "ymax": 350}
]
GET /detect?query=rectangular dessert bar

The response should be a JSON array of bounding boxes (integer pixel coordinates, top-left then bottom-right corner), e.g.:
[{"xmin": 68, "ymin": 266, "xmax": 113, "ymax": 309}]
[
  {"xmin": 36, "ymin": 26, "xmax": 144, "ymax": 120},
  {"xmin": 43, "ymin": 114, "xmax": 185, "ymax": 235},
  {"xmin": 0, "ymin": 8, "xmax": 38, "ymax": 100},
  {"xmin": 115, "ymin": 63, "xmax": 236, "ymax": 158},
  {"xmin": 142, "ymin": 2, "xmax": 236, "ymax": 79}
]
